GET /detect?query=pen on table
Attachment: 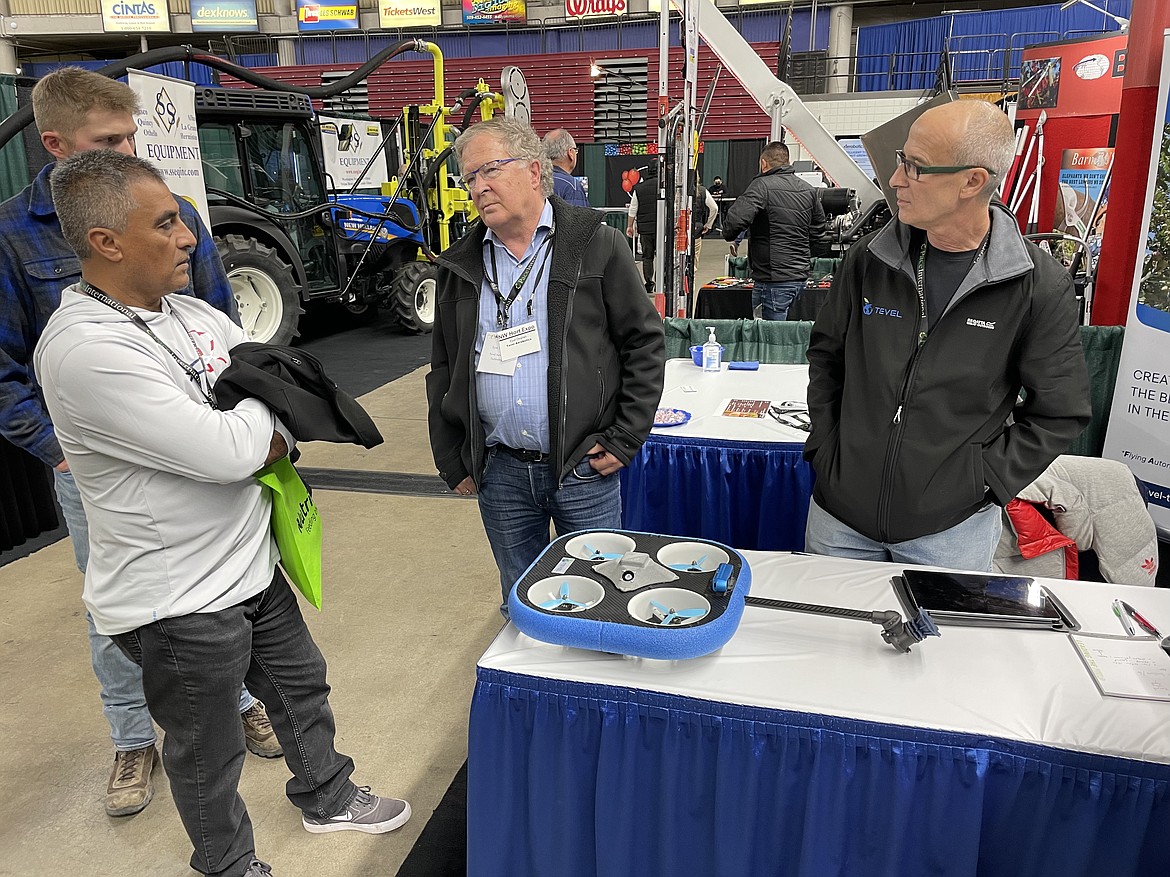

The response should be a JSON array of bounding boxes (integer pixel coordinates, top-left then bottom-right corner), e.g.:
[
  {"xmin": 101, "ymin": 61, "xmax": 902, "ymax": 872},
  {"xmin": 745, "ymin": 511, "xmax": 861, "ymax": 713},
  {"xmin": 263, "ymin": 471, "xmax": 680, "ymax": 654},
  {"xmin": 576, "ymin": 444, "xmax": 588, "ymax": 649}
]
[
  {"xmin": 1120, "ymin": 600, "xmax": 1162, "ymax": 638},
  {"xmin": 1112, "ymin": 599, "xmax": 1137, "ymax": 636}
]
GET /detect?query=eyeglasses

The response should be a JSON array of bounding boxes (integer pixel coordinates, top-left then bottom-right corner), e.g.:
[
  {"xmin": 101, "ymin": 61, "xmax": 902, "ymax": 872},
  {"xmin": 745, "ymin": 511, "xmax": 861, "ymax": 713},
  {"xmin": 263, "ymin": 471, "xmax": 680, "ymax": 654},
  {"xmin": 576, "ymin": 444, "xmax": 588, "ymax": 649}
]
[
  {"xmin": 458, "ymin": 157, "xmax": 521, "ymax": 189},
  {"xmin": 895, "ymin": 149, "xmax": 996, "ymax": 181}
]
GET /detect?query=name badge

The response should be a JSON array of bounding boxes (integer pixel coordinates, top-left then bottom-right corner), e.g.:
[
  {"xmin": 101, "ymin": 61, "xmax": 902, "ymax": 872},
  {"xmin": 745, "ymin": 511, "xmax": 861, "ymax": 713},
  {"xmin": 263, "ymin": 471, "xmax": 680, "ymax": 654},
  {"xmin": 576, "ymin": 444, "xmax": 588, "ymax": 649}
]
[
  {"xmin": 476, "ymin": 334, "xmax": 517, "ymax": 376},
  {"xmin": 496, "ymin": 321, "xmax": 541, "ymax": 359}
]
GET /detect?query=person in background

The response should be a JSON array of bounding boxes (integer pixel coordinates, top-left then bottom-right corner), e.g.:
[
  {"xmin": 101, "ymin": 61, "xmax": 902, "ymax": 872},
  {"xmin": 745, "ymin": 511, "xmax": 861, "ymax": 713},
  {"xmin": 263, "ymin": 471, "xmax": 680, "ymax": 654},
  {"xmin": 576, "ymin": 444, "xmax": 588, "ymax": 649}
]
[
  {"xmin": 542, "ymin": 128, "xmax": 590, "ymax": 208},
  {"xmin": 803, "ymin": 100, "xmax": 1091, "ymax": 571},
  {"xmin": 708, "ymin": 176, "xmax": 725, "ymax": 197},
  {"xmin": 723, "ymin": 141, "xmax": 826, "ymax": 320},
  {"xmin": 428, "ymin": 118, "xmax": 664, "ymax": 611},
  {"xmin": 625, "ymin": 159, "xmax": 660, "ymax": 293},
  {"xmin": 0, "ymin": 66, "xmax": 280, "ymax": 821},
  {"xmin": 38, "ymin": 150, "xmax": 410, "ymax": 877},
  {"xmin": 692, "ymin": 177, "xmax": 718, "ymax": 257}
]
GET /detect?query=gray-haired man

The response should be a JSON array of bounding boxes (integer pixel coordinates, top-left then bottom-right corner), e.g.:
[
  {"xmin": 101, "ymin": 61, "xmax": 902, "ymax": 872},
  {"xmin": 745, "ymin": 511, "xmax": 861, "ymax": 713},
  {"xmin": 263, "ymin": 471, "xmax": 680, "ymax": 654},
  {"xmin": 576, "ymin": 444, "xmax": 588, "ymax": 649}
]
[
  {"xmin": 542, "ymin": 127, "xmax": 590, "ymax": 207},
  {"xmin": 37, "ymin": 150, "xmax": 409, "ymax": 877},
  {"xmin": 428, "ymin": 118, "xmax": 664, "ymax": 607}
]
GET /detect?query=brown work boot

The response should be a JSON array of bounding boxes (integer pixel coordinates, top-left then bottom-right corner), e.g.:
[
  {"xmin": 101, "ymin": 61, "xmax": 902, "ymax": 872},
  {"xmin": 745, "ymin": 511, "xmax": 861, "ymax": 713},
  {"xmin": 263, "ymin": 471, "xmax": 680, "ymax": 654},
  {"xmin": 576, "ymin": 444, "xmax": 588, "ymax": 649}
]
[
  {"xmin": 105, "ymin": 744, "xmax": 157, "ymax": 817},
  {"xmin": 241, "ymin": 701, "xmax": 283, "ymax": 758}
]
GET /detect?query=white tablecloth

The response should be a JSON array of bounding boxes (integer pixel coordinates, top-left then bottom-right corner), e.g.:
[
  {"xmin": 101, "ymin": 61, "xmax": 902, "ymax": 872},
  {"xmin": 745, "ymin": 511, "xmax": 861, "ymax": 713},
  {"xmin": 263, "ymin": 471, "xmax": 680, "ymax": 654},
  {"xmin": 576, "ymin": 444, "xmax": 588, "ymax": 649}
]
[
  {"xmin": 653, "ymin": 358, "xmax": 810, "ymax": 443},
  {"xmin": 479, "ymin": 552, "xmax": 1170, "ymax": 764}
]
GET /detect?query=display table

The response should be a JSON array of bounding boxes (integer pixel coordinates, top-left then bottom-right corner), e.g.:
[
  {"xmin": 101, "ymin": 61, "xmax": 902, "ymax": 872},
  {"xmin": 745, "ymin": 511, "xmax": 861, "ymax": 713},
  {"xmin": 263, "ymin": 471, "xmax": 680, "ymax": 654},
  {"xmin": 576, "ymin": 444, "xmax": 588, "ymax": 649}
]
[
  {"xmin": 620, "ymin": 359, "xmax": 813, "ymax": 550},
  {"xmin": 468, "ymin": 552, "xmax": 1170, "ymax": 877},
  {"xmin": 694, "ymin": 277, "xmax": 753, "ymax": 319}
]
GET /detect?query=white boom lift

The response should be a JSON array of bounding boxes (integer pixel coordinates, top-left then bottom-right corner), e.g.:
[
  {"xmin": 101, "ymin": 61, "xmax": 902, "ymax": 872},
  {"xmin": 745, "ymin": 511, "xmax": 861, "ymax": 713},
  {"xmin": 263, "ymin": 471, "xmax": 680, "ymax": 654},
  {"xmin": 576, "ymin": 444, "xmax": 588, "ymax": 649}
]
[{"xmin": 647, "ymin": 0, "xmax": 888, "ymax": 315}]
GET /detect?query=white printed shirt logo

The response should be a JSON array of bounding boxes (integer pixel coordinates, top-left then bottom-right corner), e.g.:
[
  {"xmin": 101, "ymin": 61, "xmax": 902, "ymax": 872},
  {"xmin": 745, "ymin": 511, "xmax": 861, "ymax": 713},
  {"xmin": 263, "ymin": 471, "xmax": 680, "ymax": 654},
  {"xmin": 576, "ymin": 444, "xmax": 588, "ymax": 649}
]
[{"xmin": 966, "ymin": 318, "xmax": 996, "ymax": 330}]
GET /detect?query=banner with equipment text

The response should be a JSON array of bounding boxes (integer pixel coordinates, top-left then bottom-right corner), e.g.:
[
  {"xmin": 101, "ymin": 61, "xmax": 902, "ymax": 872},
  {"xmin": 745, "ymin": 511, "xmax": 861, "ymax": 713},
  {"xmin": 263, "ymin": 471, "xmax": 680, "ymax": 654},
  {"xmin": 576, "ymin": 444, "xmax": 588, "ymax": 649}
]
[
  {"xmin": 318, "ymin": 115, "xmax": 389, "ymax": 191},
  {"xmin": 1103, "ymin": 33, "xmax": 1170, "ymax": 538},
  {"xmin": 127, "ymin": 70, "xmax": 211, "ymax": 231}
]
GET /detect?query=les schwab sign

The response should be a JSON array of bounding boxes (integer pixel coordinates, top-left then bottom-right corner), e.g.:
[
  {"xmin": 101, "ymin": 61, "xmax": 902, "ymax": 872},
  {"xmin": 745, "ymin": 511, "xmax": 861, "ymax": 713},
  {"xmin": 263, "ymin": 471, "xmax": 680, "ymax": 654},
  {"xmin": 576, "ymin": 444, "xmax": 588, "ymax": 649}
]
[{"xmin": 566, "ymin": 0, "xmax": 626, "ymax": 18}]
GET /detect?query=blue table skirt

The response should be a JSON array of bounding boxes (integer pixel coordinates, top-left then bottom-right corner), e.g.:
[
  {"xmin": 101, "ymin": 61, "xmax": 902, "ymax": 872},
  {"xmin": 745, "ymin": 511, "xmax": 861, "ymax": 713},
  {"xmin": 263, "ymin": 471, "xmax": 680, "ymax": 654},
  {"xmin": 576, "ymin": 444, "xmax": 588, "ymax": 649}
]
[
  {"xmin": 621, "ymin": 433, "xmax": 814, "ymax": 551},
  {"xmin": 468, "ymin": 669, "xmax": 1170, "ymax": 877}
]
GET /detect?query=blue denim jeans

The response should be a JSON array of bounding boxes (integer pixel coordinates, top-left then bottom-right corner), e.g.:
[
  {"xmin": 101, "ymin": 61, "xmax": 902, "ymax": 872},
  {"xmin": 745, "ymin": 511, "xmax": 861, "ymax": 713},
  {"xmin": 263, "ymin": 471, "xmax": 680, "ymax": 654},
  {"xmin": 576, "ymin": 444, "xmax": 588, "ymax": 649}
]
[
  {"xmin": 477, "ymin": 449, "xmax": 623, "ymax": 605},
  {"xmin": 114, "ymin": 570, "xmax": 357, "ymax": 877},
  {"xmin": 752, "ymin": 280, "xmax": 805, "ymax": 321},
  {"xmin": 53, "ymin": 468, "xmax": 254, "ymax": 751},
  {"xmin": 804, "ymin": 496, "xmax": 1003, "ymax": 572}
]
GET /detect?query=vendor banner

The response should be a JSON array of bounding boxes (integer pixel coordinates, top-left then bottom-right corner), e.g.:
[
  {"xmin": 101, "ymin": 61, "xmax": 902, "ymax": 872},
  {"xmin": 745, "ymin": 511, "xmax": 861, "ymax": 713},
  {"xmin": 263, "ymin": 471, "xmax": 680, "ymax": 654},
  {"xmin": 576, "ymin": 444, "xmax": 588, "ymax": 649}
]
[
  {"xmin": 1103, "ymin": 35, "xmax": 1170, "ymax": 538},
  {"xmin": 127, "ymin": 70, "xmax": 211, "ymax": 231},
  {"xmin": 1016, "ymin": 33, "xmax": 1126, "ymax": 120},
  {"xmin": 318, "ymin": 115, "xmax": 389, "ymax": 191},
  {"xmin": 102, "ymin": 0, "xmax": 170, "ymax": 32},
  {"xmin": 190, "ymin": 0, "xmax": 258, "ymax": 31},
  {"xmin": 1053, "ymin": 147, "xmax": 1112, "ymax": 255},
  {"xmin": 378, "ymin": 0, "xmax": 440, "ymax": 27},
  {"xmin": 462, "ymin": 0, "xmax": 525, "ymax": 26},
  {"xmin": 297, "ymin": 0, "xmax": 359, "ymax": 31}
]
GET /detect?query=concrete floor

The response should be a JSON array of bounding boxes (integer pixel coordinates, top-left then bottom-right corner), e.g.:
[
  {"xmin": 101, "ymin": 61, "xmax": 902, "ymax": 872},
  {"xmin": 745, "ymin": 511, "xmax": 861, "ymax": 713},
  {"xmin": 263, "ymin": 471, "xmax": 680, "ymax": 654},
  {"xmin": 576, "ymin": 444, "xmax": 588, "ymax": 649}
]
[{"xmin": 0, "ymin": 241, "xmax": 732, "ymax": 876}]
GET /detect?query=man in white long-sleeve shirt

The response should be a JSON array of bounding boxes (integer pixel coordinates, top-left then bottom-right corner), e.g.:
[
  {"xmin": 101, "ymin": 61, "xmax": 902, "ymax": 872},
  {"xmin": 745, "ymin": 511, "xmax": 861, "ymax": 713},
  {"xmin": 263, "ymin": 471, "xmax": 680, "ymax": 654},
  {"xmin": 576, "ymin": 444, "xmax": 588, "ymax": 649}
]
[{"xmin": 34, "ymin": 150, "xmax": 409, "ymax": 877}]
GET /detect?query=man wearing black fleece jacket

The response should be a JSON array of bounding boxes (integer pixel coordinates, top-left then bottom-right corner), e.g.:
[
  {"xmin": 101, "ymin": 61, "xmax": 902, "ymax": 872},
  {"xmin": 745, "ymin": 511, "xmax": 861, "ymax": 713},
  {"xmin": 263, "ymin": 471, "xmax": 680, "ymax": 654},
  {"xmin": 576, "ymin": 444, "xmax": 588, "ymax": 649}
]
[{"xmin": 804, "ymin": 100, "xmax": 1091, "ymax": 571}]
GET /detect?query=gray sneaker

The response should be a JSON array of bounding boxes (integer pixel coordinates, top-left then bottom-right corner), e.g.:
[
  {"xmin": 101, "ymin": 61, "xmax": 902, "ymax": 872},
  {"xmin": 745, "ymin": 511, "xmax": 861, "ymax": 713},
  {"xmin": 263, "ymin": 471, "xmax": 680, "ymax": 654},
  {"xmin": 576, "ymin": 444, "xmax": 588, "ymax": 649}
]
[
  {"xmin": 302, "ymin": 786, "xmax": 411, "ymax": 835},
  {"xmin": 245, "ymin": 860, "xmax": 273, "ymax": 876}
]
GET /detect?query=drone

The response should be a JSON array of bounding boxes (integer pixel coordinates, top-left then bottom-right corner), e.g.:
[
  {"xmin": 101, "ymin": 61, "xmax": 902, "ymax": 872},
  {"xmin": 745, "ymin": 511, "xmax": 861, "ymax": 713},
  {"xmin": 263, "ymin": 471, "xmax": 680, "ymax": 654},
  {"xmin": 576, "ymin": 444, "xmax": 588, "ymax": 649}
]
[
  {"xmin": 648, "ymin": 600, "xmax": 708, "ymax": 626},
  {"xmin": 538, "ymin": 582, "xmax": 590, "ymax": 612}
]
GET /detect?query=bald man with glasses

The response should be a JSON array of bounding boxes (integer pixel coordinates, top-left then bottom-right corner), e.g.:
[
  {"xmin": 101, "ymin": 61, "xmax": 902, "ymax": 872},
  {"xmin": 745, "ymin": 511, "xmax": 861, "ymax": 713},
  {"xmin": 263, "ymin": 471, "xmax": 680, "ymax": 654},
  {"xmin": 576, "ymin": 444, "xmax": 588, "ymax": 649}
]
[{"xmin": 802, "ymin": 100, "xmax": 1090, "ymax": 572}]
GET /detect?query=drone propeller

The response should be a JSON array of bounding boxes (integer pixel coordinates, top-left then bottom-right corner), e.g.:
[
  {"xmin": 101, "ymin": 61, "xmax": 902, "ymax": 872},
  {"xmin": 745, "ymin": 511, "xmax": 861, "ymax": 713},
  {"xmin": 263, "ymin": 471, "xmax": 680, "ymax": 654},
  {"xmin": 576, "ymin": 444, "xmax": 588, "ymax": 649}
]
[
  {"xmin": 583, "ymin": 543, "xmax": 622, "ymax": 561},
  {"xmin": 668, "ymin": 553, "xmax": 709, "ymax": 572},
  {"xmin": 648, "ymin": 599, "xmax": 706, "ymax": 626},
  {"xmin": 538, "ymin": 581, "xmax": 587, "ymax": 611}
]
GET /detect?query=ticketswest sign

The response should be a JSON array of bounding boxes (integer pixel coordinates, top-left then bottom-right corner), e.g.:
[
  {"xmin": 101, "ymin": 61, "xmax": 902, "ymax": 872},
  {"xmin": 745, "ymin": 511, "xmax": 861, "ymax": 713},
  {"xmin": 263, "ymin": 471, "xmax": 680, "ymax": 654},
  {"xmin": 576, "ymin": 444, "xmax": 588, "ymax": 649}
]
[
  {"xmin": 565, "ymin": 0, "xmax": 626, "ymax": 18},
  {"xmin": 379, "ymin": 0, "xmax": 440, "ymax": 27},
  {"xmin": 190, "ymin": 0, "xmax": 258, "ymax": 31},
  {"xmin": 101, "ymin": 0, "xmax": 170, "ymax": 32}
]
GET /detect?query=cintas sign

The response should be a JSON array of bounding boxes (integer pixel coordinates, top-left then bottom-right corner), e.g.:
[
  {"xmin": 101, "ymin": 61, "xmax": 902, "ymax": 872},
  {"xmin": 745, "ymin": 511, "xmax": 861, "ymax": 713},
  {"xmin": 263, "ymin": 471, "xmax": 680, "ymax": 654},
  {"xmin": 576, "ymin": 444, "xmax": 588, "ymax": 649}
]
[{"xmin": 565, "ymin": 0, "xmax": 626, "ymax": 19}]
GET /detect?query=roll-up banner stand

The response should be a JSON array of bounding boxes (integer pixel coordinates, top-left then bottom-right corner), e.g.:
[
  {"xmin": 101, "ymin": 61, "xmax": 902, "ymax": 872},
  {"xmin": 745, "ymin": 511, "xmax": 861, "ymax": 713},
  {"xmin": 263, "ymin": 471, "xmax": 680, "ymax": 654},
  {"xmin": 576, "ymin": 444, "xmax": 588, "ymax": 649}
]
[
  {"xmin": 1102, "ymin": 31, "xmax": 1170, "ymax": 538},
  {"xmin": 127, "ymin": 71, "xmax": 211, "ymax": 231}
]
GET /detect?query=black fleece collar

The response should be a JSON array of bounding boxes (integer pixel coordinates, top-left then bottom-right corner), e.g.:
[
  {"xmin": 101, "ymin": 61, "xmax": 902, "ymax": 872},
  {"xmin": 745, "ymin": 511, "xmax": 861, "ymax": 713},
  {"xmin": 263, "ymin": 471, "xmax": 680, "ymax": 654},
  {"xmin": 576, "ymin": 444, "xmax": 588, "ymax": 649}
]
[{"xmin": 437, "ymin": 196, "xmax": 604, "ymax": 287}]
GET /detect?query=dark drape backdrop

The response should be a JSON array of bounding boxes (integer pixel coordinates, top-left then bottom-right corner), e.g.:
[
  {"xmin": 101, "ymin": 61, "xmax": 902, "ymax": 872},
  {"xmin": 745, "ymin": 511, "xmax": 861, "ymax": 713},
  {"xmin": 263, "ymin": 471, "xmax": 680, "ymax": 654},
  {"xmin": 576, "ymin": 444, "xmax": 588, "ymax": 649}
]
[
  {"xmin": 726, "ymin": 139, "xmax": 765, "ymax": 199},
  {"xmin": 0, "ymin": 440, "xmax": 58, "ymax": 554}
]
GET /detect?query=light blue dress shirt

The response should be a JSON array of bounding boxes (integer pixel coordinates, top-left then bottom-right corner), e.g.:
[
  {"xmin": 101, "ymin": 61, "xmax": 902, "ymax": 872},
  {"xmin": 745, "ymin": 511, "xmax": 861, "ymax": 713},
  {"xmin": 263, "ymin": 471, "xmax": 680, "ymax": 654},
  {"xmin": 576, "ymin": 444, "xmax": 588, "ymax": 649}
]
[{"xmin": 475, "ymin": 200, "xmax": 555, "ymax": 453}]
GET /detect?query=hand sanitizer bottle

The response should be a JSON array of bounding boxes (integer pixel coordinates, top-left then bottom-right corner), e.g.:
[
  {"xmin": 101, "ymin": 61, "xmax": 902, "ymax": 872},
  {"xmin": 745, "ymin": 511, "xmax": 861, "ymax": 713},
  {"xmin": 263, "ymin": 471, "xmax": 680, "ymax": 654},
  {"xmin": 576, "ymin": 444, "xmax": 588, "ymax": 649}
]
[{"xmin": 702, "ymin": 326, "xmax": 721, "ymax": 373}]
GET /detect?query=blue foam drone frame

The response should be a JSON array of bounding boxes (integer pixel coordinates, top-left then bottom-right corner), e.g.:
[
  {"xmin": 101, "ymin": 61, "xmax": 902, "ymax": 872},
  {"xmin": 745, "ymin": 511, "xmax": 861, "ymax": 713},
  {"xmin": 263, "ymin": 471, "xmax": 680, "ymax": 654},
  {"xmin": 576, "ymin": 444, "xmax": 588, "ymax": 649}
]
[{"xmin": 507, "ymin": 530, "xmax": 752, "ymax": 660}]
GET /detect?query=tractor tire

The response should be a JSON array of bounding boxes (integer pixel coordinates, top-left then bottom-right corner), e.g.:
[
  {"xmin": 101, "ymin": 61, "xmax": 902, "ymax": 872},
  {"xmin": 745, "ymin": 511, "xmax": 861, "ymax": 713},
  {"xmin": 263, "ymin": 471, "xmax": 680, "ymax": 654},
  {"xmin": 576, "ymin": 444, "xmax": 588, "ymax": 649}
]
[
  {"xmin": 389, "ymin": 261, "xmax": 437, "ymax": 334},
  {"xmin": 215, "ymin": 234, "xmax": 303, "ymax": 345}
]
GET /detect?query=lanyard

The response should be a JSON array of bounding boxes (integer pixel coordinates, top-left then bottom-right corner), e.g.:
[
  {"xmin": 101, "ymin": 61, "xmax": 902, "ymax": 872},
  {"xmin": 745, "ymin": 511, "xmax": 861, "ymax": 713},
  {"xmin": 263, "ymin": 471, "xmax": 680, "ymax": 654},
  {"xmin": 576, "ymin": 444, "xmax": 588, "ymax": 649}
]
[
  {"xmin": 914, "ymin": 231, "xmax": 990, "ymax": 346},
  {"xmin": 486, "ymin": 227, "xmax": 555, "ymax": 329},
  {"xmin": 81, "ymin": 282, "xmax": 218, "ymax": 409}
]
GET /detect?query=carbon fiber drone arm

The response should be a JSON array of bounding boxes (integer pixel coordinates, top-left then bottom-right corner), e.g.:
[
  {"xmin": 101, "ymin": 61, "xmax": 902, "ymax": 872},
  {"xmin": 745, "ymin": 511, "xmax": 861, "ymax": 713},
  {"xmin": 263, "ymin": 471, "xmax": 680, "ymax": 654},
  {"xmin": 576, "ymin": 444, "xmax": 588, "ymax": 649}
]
[{"xmin": 743, "ymin": 596, "xmax": 940, "ymax": 653}]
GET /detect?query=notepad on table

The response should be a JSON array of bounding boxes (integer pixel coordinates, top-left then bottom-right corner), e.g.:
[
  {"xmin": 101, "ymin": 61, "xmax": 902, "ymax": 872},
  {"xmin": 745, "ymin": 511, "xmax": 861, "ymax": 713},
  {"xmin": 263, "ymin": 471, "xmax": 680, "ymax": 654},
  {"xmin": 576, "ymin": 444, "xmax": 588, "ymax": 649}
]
[{"xmin": 1069, "ymin": 632, "xmax": 1170, "ymax": 702}]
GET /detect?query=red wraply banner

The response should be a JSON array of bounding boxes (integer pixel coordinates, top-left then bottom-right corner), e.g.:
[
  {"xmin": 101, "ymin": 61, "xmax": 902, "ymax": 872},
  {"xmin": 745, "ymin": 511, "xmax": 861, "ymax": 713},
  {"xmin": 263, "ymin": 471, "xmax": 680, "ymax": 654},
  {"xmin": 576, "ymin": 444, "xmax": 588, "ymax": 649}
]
[{"xmin": 1016, "ymin": 33, "xmax": 1127, "ymax": 121}]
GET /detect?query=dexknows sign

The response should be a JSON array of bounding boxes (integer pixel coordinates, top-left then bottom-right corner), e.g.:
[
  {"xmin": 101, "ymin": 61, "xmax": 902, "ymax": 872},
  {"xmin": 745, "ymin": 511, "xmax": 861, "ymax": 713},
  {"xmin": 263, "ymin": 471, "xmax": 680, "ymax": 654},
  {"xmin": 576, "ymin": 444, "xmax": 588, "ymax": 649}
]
[
  {"xmin": 565, "ymin": 0, "xmax": 626, "ymax": 18},
  {"xmin": 190, "ymin": 0, "xmax": 257, "ymax": 31}
]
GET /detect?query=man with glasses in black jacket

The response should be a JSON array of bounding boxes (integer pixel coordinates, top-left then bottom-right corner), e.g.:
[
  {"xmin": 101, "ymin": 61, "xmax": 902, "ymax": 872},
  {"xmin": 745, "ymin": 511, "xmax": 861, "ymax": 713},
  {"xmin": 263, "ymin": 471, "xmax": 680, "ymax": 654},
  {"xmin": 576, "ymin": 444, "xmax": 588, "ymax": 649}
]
[{"xmin": 803, "ymin": 100, "xmax": 1091, "ymax": 571}]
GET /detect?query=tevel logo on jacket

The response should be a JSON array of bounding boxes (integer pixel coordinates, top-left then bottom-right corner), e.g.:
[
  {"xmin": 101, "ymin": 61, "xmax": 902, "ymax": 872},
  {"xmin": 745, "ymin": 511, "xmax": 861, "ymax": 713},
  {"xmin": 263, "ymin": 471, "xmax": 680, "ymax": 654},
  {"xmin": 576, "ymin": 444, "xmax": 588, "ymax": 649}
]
[
  {"xmin": 862, "ymin": 298, "xmax": 902, "ymax": 319},
  {"xmin": 966, "ymin": 317, "xmax": 996, "ymax": 330}
]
